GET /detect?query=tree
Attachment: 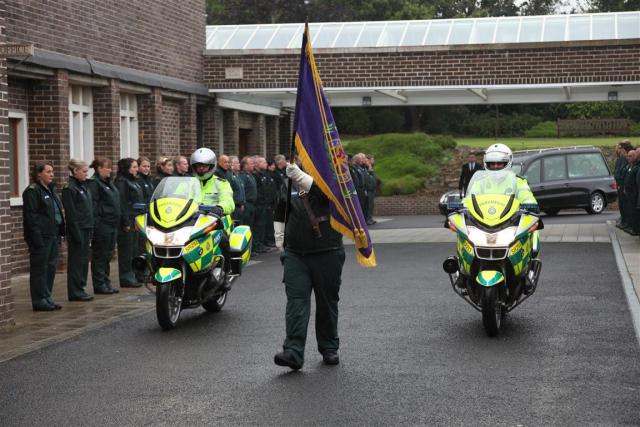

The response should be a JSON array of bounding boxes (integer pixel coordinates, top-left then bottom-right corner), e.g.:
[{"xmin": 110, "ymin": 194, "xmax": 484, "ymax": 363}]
[{"xmin": 588, "ymin": 0, "xmax": 640, "ymax": 12}]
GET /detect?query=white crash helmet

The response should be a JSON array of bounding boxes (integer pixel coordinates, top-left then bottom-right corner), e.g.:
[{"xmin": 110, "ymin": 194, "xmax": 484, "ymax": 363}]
[
  {"xmin": 483, "ymin": 143, "xmax": 513, "ymax": 171},
  {"xmin": 190, "ymin": 148, "xmax": 217, "ymax": 181}
]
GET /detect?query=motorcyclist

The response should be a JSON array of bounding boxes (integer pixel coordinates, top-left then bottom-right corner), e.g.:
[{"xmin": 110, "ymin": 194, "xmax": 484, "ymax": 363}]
[
  {"xmin": 468, "ymin": 143, "xmax": 538, "ymax": 208},
  {"xmin": 190, "ymin": 148, "xmax": 235, "ymax": 278}
]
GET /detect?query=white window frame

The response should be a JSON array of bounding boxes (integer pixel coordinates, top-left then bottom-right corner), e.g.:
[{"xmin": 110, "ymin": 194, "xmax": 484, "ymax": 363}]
[
  {"xmin": 69, "ymin": 85, "xmax": 94, "ymax": 162},
  {"xmin": 119, "ymin": 93, "xmax": 139, "ymax": 158},
  {"xmin": 9, "ymin": 111, "xmax": 29, "ymax": 207}
]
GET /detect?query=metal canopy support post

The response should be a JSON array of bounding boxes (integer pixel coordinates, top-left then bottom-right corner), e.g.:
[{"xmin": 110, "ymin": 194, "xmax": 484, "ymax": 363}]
[
  {"xmin": 563, "ymin": 86, "xmax": 572, "ymax": 100},
  {"xmin": 375, "ymin": 89, "xmax": 408, "ymax": 103},
  {"xmin": 467, "ymin": 88, "xmax": 488, "ymax": 101}
]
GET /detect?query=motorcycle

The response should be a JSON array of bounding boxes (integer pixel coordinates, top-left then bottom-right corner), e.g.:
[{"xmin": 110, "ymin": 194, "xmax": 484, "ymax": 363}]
[
  {"xmin": 442, "ymin": 170, "xmax": 543, "ymax": 337},
  {"xmin": 132, "ymin": 176, "xmax": 252, "ymax": 330}
]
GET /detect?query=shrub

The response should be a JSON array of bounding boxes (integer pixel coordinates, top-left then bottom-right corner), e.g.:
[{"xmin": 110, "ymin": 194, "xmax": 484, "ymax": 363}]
[
  {"xmin": 343, "ymin": 132, "xmax": 456, "ymax": 196},
  {"xmin": 630, "ymin": 122, "xmax": 640, "ymax": 136},
  {"xmin": 369, "ymin": 108, "xmax": 406, "ymax": 133},
  {"xmin": 525, "ymin": 121, "xmax": 557, "ymax": 138},
  {"xmin": 333, "ymin": 108, "xmax": 371, "ymax": 134}
]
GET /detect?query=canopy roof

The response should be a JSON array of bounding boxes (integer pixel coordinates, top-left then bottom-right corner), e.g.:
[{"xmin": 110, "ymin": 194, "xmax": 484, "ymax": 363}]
[{"xmin": 206, "ymin": 11, "xmax": 640, "ymax": 51}]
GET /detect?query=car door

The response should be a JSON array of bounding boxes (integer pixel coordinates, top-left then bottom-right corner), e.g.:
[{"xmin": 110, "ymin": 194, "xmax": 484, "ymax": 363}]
[
  {"xmin": 522, "ymin": 158, "xmax": 545, "ymax": 206},
  {"xmin": 566, "ymin": 152, "xmax": 612, "ymax": 206},
  {"xmin": 539, "ymin": 154, "xmax": 569, "ymax": 208}
]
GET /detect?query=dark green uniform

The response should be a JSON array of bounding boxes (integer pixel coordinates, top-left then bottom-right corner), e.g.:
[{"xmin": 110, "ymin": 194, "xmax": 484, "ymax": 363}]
[
  {"xmin": 115, "ymin": 173, "xmax": 144, "ymax": 286},
  {"xmin": 88, "ymin": 175, "xmax": 121, "ymax": 292},
  {"xmin": 281, "ymin": 184, "xmax": 345, "ymax": 367},
  {"xmin": 614, "ymin": 155, "xmax": 629, "ymax": 227},
  {"xmin": 350, "ymin": 164, "xmax": 368, "ymax": 219},
  {"xmin": 231, "ymin": 172, "xmax": 246, "ymax": 223},
  {"xmin": 22, "ymin": 182, "xmax": 65, "ymax": 309},
  {"xmin": 138, "ymin": 173, "xmax": 155, "ymax": 203},
  {"xmin": 365, "ymin": 168, "xmax": 377, "ymax": 223},
  {"xmin": 635, "ymin": 164, "xmax": 640, "ymax": 234},
  {"xmin": 153, "ymin": 171, "xmax": 172, "ymax": 188},
  {"xmin": 62, "ymin": 176, "xmax": 94, "ymax": 299},
  {"xmin": 254, "ymin": 170, "xmax": 277, "ymax": 251},
  {"xmin": 623, "ymin": 161, "xmax": 640, "ymax": 234},
  {"xmin": 273, "ymin": 167, "xmax": 287, "ymax": 222},
  {"xmin": 214, "ymin": 166, "xmax": 244, "ymax": 219},
  {"xmin": 239, "ymin": 171, "xmax": 257, "ymax": 234}
]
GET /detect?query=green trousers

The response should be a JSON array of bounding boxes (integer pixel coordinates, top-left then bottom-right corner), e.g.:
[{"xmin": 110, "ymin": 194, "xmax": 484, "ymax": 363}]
[
  {"xmin": 92, "ymin": 224, "xmax": 117, "ymax": 291},
  {"xmin": 264, "ymin": 205, "xmax": 275, "ymax": 247},
  {"xmin": 67, "ymin": 229, "xmax": 92, "ymax": 298},
  {"xmin": 358, "ymin": 193, "xmax": 368, "ymax": 222},
  {"xmin": 281, "ymin": 248, "xmax": 345, "ymax": 366},
  {"xmin": 624, "ymin": 193, "xmax": 637, "ymax": 230},
  {"xmin": 619, "ymin": 189, "xmax": 628, "ymax": 226},
  {"xmin": 117, "ymin": 222, "xmax": 138, "ymax": 285},
  {"xmin": 253, "ymin": 204, "xmax": 267, "ymax": 251},
  {"xmin": 242, "ymin": 202, "xmax": 255, "ymax": 232},
  {"xmin": 367, "ymin": 192, "xmax": 375, "ymax": 222},
  {"xmin": 29, "ymin": 236, "xmax": 59, "ymax": 308}
]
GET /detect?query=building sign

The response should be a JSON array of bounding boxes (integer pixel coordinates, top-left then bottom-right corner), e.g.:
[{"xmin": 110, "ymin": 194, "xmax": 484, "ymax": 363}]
[
  {"xmin": 225, "ymin": 67, "xmax": 243, "ymax": 80},
  {"xmin": 0, "ymin": 43, "xmax": 34, "ymax": 57}
]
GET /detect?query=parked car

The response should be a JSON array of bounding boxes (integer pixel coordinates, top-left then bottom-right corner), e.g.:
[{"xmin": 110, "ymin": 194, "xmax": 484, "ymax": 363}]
[{"xmin": 439, "ymin": 146, "xmax": 617, "ymax": 216}]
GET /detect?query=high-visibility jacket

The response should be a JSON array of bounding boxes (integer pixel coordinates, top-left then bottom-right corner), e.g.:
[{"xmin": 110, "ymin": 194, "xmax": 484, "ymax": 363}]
[{"xmin": 200, "ymin": 175, "xmax": 235, "ymax": 215}]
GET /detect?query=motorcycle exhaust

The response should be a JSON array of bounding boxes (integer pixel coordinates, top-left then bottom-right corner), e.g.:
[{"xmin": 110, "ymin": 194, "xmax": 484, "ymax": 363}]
[{"xmin": 443, "ymin": 256, "xmax": 460, "ymax": 274}]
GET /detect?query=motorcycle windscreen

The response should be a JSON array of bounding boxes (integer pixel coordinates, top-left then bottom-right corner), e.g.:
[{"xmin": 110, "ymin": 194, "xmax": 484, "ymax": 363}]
[{"xmin": 464, "ymin": 193, "xmax": 520, "ymax": 227}]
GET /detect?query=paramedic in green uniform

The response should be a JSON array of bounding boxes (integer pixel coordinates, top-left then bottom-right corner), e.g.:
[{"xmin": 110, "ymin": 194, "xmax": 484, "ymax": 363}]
[{"xmin": 115, "ymin": 158, "xmax": 144, "ymax": 288}]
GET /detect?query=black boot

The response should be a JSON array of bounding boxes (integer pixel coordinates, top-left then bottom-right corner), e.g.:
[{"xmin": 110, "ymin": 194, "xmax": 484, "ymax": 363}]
[
  {"xmin": 321, "ymin": 350, "xmax": 340, "ymax": 365},
  {"xmin": 274, "ymin": 351, "xmax": 302, "ymax": 370}
]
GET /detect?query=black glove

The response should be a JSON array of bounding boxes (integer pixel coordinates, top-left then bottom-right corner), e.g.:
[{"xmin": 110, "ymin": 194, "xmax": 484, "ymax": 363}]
[{"xmin": 212, "ymin": 205, "xmax": 225, "ymax": 217}]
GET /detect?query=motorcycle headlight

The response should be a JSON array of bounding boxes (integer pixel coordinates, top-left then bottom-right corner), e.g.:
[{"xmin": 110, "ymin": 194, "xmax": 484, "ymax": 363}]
[
  {"xmin": 146, "ymin": 226, "xmax": 193, "ymax": 246},
  {"xmin": 467, "ymin": 226, "xmax": 517, "ymax": 247}
]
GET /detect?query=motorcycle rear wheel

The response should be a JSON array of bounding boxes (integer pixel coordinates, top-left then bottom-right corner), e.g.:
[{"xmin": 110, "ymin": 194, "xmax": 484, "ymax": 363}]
[
  {"xmin": 481, "ymin": 286, "xmax": 502, "ymax": 337},
  {"xmin": 202, "ymin": 291, "xmax": 227, "ymax": 312},
  {"xmin": 156, "ymin": 281, "xmax": 182, "ymax": 330}
]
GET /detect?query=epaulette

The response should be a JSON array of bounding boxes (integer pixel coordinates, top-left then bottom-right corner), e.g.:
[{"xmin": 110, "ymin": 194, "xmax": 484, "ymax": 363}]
[{"xmin": 28, "ymin": 183, "xmax": 38, "ymax": 190}]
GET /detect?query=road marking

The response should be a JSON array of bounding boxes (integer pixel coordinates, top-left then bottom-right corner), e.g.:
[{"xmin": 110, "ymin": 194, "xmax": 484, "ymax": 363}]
[{"xmin": 609, "ymin": 224, "xmax": 640, "ymax": 346}]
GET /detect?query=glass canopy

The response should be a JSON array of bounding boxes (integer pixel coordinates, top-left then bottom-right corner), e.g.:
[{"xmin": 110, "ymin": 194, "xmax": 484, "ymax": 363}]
[{"xmin": 206, "ymin": 12, "xmax": 640, "ymax": 50}]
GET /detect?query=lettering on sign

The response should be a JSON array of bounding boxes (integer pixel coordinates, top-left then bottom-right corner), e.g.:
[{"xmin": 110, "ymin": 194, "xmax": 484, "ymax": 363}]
[
  {"xmin": 0, "ymin": 43, "xmax": 34, "ymax": 57},
  {"xmin": 225, "ymin": 67, "xmax": 243, "ymax": 80}
]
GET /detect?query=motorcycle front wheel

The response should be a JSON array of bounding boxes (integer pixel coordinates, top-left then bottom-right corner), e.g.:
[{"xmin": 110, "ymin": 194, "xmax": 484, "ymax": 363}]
[
  {"xmin": 202, "ymin": 291, "xmax": 227, "ymax": 312},
  {"xmin": 481, "ymin": 286, "xmax": 502, "ymax": 337},
  {"xmin": 156, "ymin": 280, "xmax": 183, "ymax": 330}
]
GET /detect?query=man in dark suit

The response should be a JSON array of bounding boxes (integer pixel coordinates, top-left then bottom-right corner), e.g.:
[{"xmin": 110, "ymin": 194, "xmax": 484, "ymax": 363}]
[{"xmin": 458, "ymin": 153, "xmax": 483, "ymax": 196}]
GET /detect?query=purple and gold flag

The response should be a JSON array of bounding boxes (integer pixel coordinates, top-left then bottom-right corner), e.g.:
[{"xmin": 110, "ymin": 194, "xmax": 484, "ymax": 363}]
[{"xmin": 292, "ymin": 23, "xmax": 376, "ymax": 267}]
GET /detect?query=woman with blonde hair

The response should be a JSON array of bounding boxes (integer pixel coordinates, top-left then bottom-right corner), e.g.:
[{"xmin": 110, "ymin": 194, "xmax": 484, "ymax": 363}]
[{"xmin": 153, "ymin": 156, "xmax": 174, "ymax": 187}]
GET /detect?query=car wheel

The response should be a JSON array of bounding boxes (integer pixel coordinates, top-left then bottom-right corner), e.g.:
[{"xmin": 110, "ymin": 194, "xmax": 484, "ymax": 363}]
[
  {"xmin": 543, "ymin": 209, "xmax": 560, "ymax": 216},
  {"xmin": 586, "ymin": 192, "xmax": 605, "ymax": 215}
]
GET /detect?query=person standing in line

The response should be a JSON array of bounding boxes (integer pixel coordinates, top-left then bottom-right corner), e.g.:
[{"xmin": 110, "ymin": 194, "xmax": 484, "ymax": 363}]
[
  {"xmin": 254, "ymin": 156, "xmax": 277, "ymax": 252},
  {"xmin": 137, "ymin": 156, "xmax": 155, "ymax": 203},
  {"xmin": 364, "ymin": 155, "xmax": 378, "ymax": 226},
  {"xmin": 88, "ymin": 158, "xmax": 120, "ymax": 295},
  {"xmin": 264, "ymin": 159, "xmax": 278, "ymax": 248},
  {"xmin": 623, "ymin": 149, "xmax": 639, "ymax": 236},
  {"xmin": 173, "ymin": 155, "xmax": 190, "ymax": 177},
  {"xmin": 62, "ymin": 159, "xmax": 94, "ymax": 302},
  {"xmin": 23, "ymin": 162, "xmax": 65, "ymax": 311},
  {"xmin": 458, "ymin": 152, "xmax": 483, "ymax": 197},
  {"xmin": 153, "ymin": 156, "xmax": 174, "ymax": 187},
  {"xmin": 115, "ymin": 158, "xmax": 144, "ymax": 288},
  {"xmin": 614, "ymin": 141, "xmax": 632, "ymax": 229},
  {"xmin": 239, "ymin": 156, "xmax": 258, "ymax": 252},
  {"xmin": 273, "ymin": 155, "xmax": 288, "ymax": 244},
  {"xmin": 214, "ymin": 154, "xmax": 243, "ymax": 218},
  {"xmin": 274, "ymin": 161, "xmax": 345, "ymax": 370},
  {"xmin": 352, "ymin": 153, "xmax": 369, "ymax": 221},
  {"xmin": 230, "ymin": 155, "xmax": 246, "ymax": 224}
]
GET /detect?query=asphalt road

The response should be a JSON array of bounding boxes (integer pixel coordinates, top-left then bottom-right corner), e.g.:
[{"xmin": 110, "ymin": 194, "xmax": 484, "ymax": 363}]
[
  {"xmin": 373, "ymin": 211, "xmax": 618, "ymax": 229},
  {"xmin": 1, "ymin": 243, "xmax": 638, "ymax": 425}
]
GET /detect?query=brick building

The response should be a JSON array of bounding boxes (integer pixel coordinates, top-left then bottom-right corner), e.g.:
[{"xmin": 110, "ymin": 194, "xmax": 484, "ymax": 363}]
[{"xmin": 0, "ymin": 0, "xmax": 292, "ymax": 326}]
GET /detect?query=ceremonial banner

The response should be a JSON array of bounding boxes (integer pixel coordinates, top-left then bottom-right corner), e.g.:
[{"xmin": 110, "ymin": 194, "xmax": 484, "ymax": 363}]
[{"xmin": 292, "ymin": 23, "xmax": 376, "ymax": 267}]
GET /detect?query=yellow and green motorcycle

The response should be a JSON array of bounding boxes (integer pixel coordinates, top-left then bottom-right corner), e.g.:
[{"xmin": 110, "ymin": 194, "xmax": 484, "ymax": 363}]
[
  {"xmin": 132, "ymin": 176, "xmax": 252, "ymax": 330},
  {"xmin": 442, "ymin": 170, "xmax": 543, "ymax": 337}
]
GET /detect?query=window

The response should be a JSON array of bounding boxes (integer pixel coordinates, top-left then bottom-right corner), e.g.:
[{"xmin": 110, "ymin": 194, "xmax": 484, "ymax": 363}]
[
  {"xmin": 69, "ymin": 86, "xmax": 94, "ymax": 161},
  {"xmin": 524, "ymin": 159, "xmax": 541, "ymax": 184},
  {"xmin": 542, "ymin": 156, "xmax": 567, "ymax": 181},
  {"xmin": 8, "ymin": 112, "xmax": 29, "ymax": 200},
  {"xmin": 567, "ymin": 153, "xmax": 609, "ymax": 179},
  {"xmin": 120, "ymin": 94, "xmax": 139, "ymax": 158}
]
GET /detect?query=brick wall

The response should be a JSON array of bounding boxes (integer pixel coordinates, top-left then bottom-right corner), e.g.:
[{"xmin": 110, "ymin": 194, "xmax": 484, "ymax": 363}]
[
  {"xmin": 6, "ymin": 0, "xmax": 205, "ymax": 83},
  {"xmin": 250, "ymin": 114, "xmax": 266, "ymax": 156},
  {"xmin": 374, "ymin": 195, "xmax": 441, "ymax": 216},
  {"xmin": 161, "ymin": 100, "xmax": 181, "ymax": 156},
  {"xmin": 138, "ymin": 89, "xmax": 162, "ymax": 159},
  {"xmin": 265, "ymin": 116, "xmax": 279, "ymax": 160},
  {"xmin": 204, "ymin": 40, "xmax": 640, "ymax": 89},
  {"xmin": 8, "ymin": 77, "xmax": 28, "ymax": 111},
  {"xmin": 223, "ymin": 110, "xmax": 239, "ymax": 155},
  {"xmin": 180, "ymin": 95, "xmax": 197, "ymax": 155},
  {"xmin": 94, "ymin": 80, "xmax": 121, "ymax": 161},
  {"xmin": 0, "ymin": 0, "xmax": 15, "ymax": 326}
]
